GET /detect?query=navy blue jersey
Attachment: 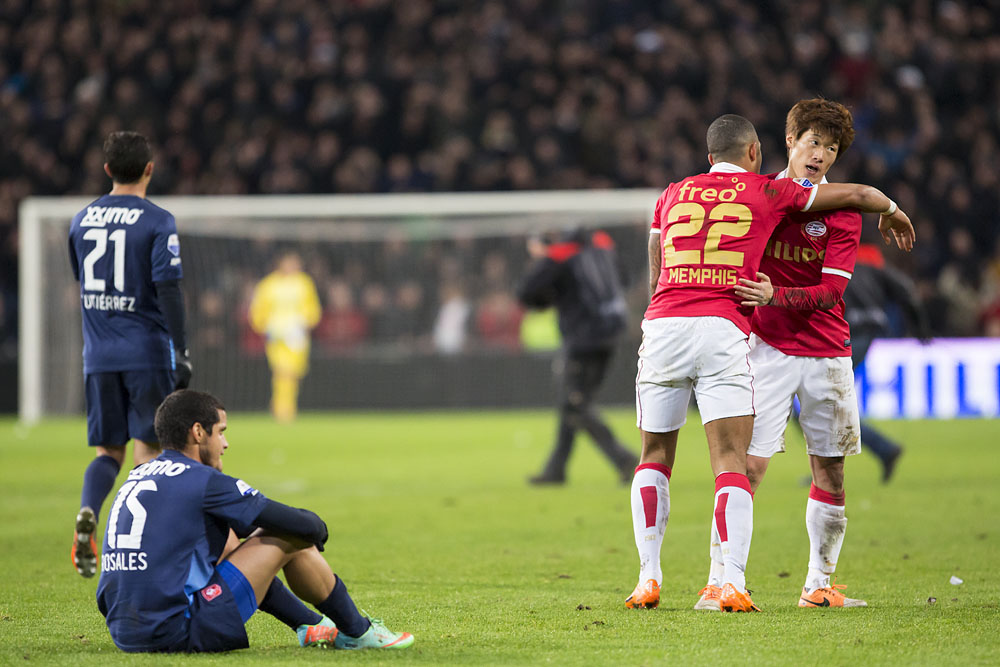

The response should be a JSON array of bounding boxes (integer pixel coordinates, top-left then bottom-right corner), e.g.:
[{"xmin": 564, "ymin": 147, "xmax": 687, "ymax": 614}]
[
  {"xmin": 96, "ymin": 450, "xmax": 268, "ymax": 653},
  {"xmin": 68, "ymin": 194, "xmax": 183, "ymax": 374}
]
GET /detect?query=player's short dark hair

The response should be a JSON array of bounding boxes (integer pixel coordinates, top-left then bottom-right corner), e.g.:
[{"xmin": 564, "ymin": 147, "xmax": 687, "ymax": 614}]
[
  {"xmin": 706, "ymin": 114, "xmax": 758, "ymax": 162},
  {"xmin": 154, "ymin": 390, "xmax": 225, "ymax": 450},
  {"xmin": 103, "ymin": 131, "xmax": 151, "ymax": 184},
  {"xmin": 785, "ymin": 98, "xmax": 855, "ymax": 155}
]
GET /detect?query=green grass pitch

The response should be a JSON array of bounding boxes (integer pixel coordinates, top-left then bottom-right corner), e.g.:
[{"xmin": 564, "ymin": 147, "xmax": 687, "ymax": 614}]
[{"xmin": 1, "ymin": 409, "xmax": 997, "ymax": 665}]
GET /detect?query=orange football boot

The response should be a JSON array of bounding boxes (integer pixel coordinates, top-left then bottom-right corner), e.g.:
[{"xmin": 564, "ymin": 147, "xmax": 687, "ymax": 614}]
[
  {"xmin": 798, "ymin": 583, "xmax": 867, "ymax": 608},
  {"xmin": 297, "ymin": 617, "xmax": 338, "ymax": 647},
  {"xmin": 72, "ymin": 507, "xmax": 98, "ymax": 578},
  {"xmin": 625, "ymin": 579, "xmax": 661, "ymax": 609},
  {"xmin": 719, "ymin": 583, "xmax": 760, "ymax": 612},
  {"xmin": 693, "ymin": 584, "xmax": 722, "ymax": 611}
]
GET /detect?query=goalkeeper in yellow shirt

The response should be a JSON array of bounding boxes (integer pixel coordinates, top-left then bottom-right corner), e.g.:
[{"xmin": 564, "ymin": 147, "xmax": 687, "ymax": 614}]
[{"xmin": 249, "ymin": 252, "xmax": 321, "ymax": 421}]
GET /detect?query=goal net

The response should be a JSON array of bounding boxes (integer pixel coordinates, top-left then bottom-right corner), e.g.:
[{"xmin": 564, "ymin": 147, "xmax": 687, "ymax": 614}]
[{"xmin": 20, "ymin": 190, "xmax": 658, "ymax": 422}]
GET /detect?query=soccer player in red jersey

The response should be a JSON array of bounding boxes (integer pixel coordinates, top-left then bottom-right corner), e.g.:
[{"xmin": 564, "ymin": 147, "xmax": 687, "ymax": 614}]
[
  {"xmin": 626, "ymin": 114, "xmax": 913, "ymax": 612},
  {"xmin": 694, "ymin": 99, "xmax": 876, "ymax": 611}
]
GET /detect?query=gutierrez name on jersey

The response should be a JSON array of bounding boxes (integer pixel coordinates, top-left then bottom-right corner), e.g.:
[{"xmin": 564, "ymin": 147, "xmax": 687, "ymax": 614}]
[{"xmin": 81, "ymin": 294, "xmax": 136, "ymax": 312}]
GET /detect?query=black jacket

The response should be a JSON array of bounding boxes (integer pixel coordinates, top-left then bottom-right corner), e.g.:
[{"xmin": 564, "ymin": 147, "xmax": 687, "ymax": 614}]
[
  {"xmin": 516, "ymin": 229, "xmax": 627, "ymax": 353},
  {"xmin": 844, "ymin": 245, "xmax": 930, "ymax": 339}
]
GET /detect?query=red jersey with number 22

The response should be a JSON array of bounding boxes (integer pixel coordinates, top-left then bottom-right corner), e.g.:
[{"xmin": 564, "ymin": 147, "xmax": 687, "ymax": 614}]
[{"xmin": 645, "ymin": 164, "xmax": 816, "ymax": 334}]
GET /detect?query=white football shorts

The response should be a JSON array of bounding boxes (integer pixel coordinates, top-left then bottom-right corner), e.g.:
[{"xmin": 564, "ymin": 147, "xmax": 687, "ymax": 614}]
[
  {"xmin": 747, "ymin": 334, "xmax": 861, "ymax": 458},
  {"xmin": 635, "ymin": 316, "xmax": 754, "ymax": 432}
]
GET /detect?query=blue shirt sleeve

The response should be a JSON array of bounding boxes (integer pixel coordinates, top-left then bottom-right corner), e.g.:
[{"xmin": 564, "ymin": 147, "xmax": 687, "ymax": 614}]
[
  {"xmin": 150, "ymin": 214, "xmax": 183, "ymax": 282},
  {"xmin": 203, "ymin": 471, "xmax": 269, "ymax": 533},
  {"xmin": 68, "ymin": 233, "xmax": 80, "ymax": 281}
]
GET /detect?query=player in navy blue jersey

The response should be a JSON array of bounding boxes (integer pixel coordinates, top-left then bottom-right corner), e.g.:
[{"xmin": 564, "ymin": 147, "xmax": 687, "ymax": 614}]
[
  {"xmin": 68, "ymin": 132, "xmax": 193, "ymax": 578},
  {"xmin": 96, "ymin": 390, "xmax": 413, "ymax": 652}
]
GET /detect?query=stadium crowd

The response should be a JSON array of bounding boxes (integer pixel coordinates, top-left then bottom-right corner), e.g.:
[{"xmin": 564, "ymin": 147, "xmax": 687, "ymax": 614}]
[{"xmin": 2, "ymin": 0, "xmax": 1000, "ymax": 358}]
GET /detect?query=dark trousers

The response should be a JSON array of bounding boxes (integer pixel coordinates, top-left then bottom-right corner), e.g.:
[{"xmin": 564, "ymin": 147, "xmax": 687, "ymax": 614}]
[
  {"xmin": 851, "ymin": 330, "xmax": 902, "ymax": 463},
  {"xmin": 538, "ymin": 347, "xmax": 636, "ymax": 478}
]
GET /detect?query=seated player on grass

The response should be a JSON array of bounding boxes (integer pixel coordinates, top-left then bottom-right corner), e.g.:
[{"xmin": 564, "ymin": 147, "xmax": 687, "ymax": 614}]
[{"xmin": 96, "ymin": 389, "xmax": 413, "ymax": 652}]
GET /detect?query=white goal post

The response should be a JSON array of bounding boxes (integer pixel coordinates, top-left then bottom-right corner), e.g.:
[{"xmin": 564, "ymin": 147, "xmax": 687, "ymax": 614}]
[{"xmin": 19, "ymin": 189, "xmax": 658, "ymax": 423}]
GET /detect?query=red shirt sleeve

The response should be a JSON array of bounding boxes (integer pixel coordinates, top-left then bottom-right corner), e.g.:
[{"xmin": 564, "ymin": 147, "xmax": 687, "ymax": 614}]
[
  {"xmin": 819, "ymin": 209, "xmax": 862, "ymax": 277},
  {"xmin": 650, "ymin": 187, "xmax": 671, "ymax": 232},
  {"xmin": 764, "ymin": 178, "xmax": 815, "ymax": 216},
  {"xmin": 770, "ymin": 273, "xmax": 849, "ymax": 310}
]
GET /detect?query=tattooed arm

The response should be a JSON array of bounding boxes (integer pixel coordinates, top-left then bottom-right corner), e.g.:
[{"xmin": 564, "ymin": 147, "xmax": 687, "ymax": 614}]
[{"xmin": 736, "ymin": 272, "xmax": 849, "ymax": 310}]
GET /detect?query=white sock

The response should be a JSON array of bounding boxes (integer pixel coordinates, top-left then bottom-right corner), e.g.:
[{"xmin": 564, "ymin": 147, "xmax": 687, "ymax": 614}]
[
  {"xmin": 630, "ymin": 463, "xmax": 671, "ymax": 585},
  {"xmin": 707, "ymin": 513, "xmax": 724, "ymax": 588},
  {"xmin": 714, "ymin": 472, "xmax": 754, "ymax": 591},
  {"xmin": 804, "ymin": 484, "xmax": 847, "ymax": 591}
]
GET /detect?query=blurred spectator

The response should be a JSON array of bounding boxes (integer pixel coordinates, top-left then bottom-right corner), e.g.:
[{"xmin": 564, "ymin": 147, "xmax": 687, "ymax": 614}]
[
  {"xmin": 315, "ymin": 279, "xmax": 368, "ymax": 353},
  {"xmin": 361, "ymin": 283, "xmax": 393, "ymax": 342},
  {"xmin": 195, "ymin": 289, "xmax": 227, "ymax": 352},
  {"xmin": 2, "ymin": 0, "xmax": 999, "ymax": 351},
  {"xmin": 432, "ymin": 283, "xmax": 471, "ymax": 355},
  {"xmin": 475, "ymin": 290, "xmax": 524, "ymax": 351},
  {"xmin": 937, "ymin": 228, "xmax": 982, "ymax": 336}
]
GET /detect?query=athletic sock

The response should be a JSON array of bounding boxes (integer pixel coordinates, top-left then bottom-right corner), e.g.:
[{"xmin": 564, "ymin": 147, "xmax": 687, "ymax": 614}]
[
  {"xmin": 80, "ymin": 455, "xmax": 121, "ymax": 522},
  {"xmin": 630, "ymin": 463, "xmax": 671, "ymax": 586},
  {"xmin": 804, "ymin": 483, "xmax": 847, "ymax": 591},
  {"xmin": 707, "ymin": 514, "xmax": 724, "ymax": 588},
  {"xmin": 316, "ymin": 575, "xmax": 371, "ymax": 638},
  {"xmin": 273, "ymin": 376, "xmax": 299, "ymax": 421},
  {"xmin": 714, "ymin": 472, "xmax": 754, "ymax": 591},
  {"xmin": 260, "ymin": 577, "xmax": 322, "ymax": 629}
]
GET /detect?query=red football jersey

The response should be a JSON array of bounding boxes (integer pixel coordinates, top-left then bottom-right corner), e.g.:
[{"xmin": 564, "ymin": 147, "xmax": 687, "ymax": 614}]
[
  {"xmin": 752, "ymin": 173, "xmax": 861, "ymax": 357},
  {"xmin": 645, "ymin": 164, "xmax": 816, "ymax": 334}
]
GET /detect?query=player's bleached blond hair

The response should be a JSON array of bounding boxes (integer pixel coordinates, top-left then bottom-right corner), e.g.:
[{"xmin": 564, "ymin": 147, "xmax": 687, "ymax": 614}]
[{"xmin": 785, "ymin": 98, "xmax": 855, "ymax": 155}]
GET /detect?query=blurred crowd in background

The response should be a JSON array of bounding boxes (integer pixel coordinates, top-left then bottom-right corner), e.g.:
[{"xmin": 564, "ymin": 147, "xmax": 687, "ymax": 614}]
[
  {"xmin": 184, "ymin": 227, "xmax": 648, "ymax": 359},
  {"xmin": 2, "ymin": 0, "xmax": 1000, "ymax": 360}
]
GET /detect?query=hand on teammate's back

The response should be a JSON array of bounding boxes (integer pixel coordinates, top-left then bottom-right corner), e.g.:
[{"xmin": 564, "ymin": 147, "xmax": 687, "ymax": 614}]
[
  {"xmin": 879, "ymin": 208, "xmax": 915, "ymax": 252},
  {"xmin": 174, "ymin": 351, "xmax": 193, "ymax": 390},
  {"xmin": 735, "ymin": 272, "xmax": 774, "ymax": 308}
]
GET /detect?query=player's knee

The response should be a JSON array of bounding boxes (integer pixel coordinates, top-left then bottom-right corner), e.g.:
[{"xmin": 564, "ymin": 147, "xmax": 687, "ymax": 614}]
[
  {"xmin": 810, "ymin": 456, "xmax": 845, "ymax": 493},
  {"xmin": 566, "ymin": 389, "xmax": 588, "ymax": 408},
  {"xmin": 639, "ymin": 430, "xmax": 676, "ymax": 463},
  {"xmin": 96, "ymin": 445, "xmax": 127, "ymax": 466},
  {"xmin": 746, "ymin": 457, "xmax": 769, "ymax": 490},
  {"xmin": 562, "ymin": 389, "xmax": 591, "ymax": 415},
  {"xmin": 253, "ymin": 530, "xmax": 314, "ymax": 554}
]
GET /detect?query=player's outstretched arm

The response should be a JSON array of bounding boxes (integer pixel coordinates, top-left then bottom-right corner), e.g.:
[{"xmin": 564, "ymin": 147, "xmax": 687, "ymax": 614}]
[
  {"xmin": 808, "ymin": 184, "xmax": 914, "ymax": 251},
  {"xmin": 877, "ymin": 208, "xmax": 914, "ymax": 252},
  {"xmin": 252, "ymin": 499, "xmax": 329, "ymax": 551}
]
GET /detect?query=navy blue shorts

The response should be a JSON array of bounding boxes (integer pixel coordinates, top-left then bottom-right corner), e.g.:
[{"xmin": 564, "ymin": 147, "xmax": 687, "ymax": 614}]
[
  {"xmin": 84, "ymin": 370, "xmax": 174, "ymax": 447},
  {"xmin": 185, "ymin": 562, "xmax": 258, "ymax": 653}
]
